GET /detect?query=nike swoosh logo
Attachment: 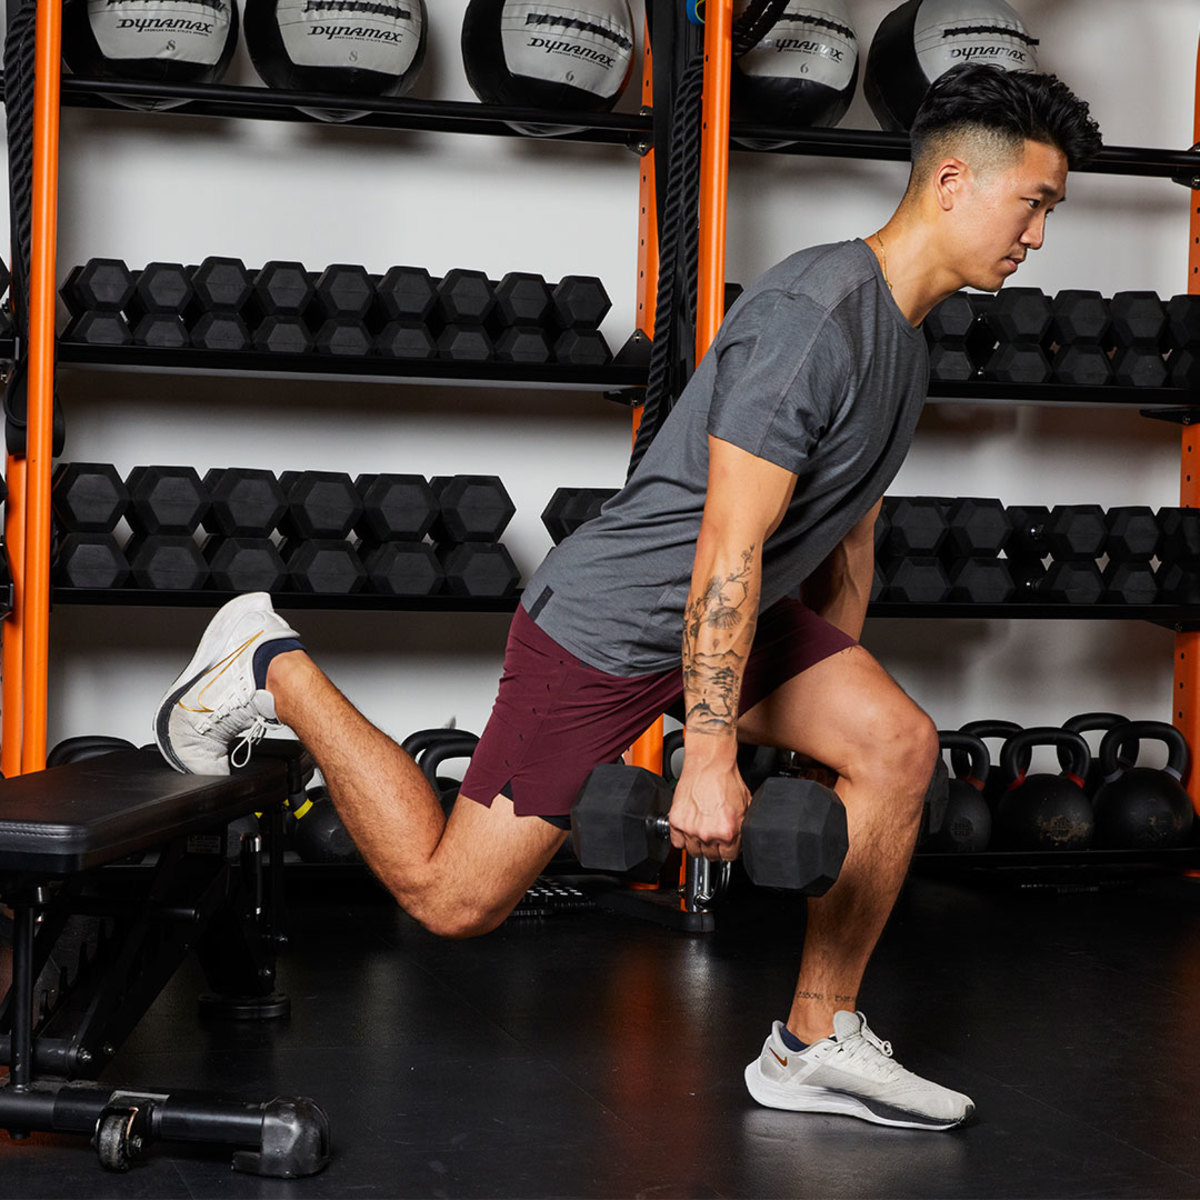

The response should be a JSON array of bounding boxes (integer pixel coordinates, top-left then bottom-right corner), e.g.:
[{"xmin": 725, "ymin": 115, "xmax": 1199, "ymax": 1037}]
[
  {"xmin": 178, "ymin": 632, "xmax": 263, "ymax": 714},
  {"xmin": 769, "ymin": 1048, "xmax": 788, "ymax": 1068}
]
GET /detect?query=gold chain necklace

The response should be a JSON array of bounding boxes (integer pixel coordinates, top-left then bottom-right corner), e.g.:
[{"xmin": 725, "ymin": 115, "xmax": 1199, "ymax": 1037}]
[{"xmin": 873, "ymin": 232, "xmax": 893, "ymax": 292}]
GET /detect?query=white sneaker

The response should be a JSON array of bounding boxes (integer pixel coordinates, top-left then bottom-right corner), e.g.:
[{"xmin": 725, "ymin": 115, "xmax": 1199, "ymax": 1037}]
[
  {"xmin": 154, "ymin": 592, "xmax": 300, "ymax": 776},
  {"xmin": 744, "ymin": 1010, "xmax": 975, "ymax": 1131}
]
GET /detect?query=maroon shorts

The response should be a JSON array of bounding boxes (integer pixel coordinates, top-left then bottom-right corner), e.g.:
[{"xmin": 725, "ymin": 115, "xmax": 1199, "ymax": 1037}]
[{"xmin": 459, "ymin": 597, "xmax": 857, "ymax": 822}]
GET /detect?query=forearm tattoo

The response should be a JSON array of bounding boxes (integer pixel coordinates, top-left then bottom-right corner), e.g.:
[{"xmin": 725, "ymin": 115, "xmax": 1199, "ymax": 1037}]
[{"xmin": 682, "ymin": 546, "xmax": 757, "ymax": 736}]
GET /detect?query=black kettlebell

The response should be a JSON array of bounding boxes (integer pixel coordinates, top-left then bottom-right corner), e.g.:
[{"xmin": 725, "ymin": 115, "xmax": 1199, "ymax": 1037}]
[
  {"xmin": 996, "ymin": 728, "xmax": 1095, "ymax": 851},
  {"xmin": 291, "ymin": 784, "xmax": 360, "ymax": 864},
  {"xmin": 1092, "ymin": 721, "xmax": 1195, "ymax": 850},
  {"xmin": 929, "ymin": 732, "xmax": 991, "ymax": 853},
  {"xmin": 417, "ymin": 732, "xmax": 481, "ymax": 815},
  {"xmin": 47, "ymin": 734, "xmax": 137, "ymax": 766},
  {"xmin": 954, "ymin": 720, "xmax": 1028, "ymax": 812},
  {"xmin": 1059, "ymin": 712, "xmax": 1130, "ymax": 799}
]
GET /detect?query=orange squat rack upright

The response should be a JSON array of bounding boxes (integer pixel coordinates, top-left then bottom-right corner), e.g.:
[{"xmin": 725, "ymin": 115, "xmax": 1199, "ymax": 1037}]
[{"xmin": 1171, "ymin": 28, "xmax": 1200, "ymax": 816}]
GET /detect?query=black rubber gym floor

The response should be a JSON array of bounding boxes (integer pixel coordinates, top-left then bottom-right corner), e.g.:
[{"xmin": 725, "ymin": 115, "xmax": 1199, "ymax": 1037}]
[{"xmin": 4, "ymin": 865, "xmax": 1200, "ymax": 1198}]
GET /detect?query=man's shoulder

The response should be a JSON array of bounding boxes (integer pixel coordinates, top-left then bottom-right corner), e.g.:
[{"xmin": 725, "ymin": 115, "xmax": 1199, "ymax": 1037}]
[{"xmin": 752, "ymin": 240, "xmax": 876, "ymax": 312}]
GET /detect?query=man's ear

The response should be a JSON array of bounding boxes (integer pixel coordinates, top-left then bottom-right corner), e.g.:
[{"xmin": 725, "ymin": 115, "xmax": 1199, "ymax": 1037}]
[{"xmin": 932, "ymin": 158, "xmax": 968, "ymax": 213}]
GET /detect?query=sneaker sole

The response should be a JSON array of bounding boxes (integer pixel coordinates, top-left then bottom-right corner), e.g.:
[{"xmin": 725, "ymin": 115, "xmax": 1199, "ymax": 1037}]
[
  {"xmin": 154, "ymin": 592, "xmax": 274, "ymax": 773},
  {"xmin": 744, "ymin": 1063, "xmax": 973, "ymax": 1131}
]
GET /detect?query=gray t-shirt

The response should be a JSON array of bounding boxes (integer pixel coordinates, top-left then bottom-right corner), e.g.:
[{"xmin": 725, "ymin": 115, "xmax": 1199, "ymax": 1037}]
[{"xmin": 524, "ymin": 238, "xmax": 929, "ymax": 676}]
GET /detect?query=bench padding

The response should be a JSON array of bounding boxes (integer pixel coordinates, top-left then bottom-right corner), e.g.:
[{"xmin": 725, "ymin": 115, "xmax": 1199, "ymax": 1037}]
[{"xmin": 0, "ymin": 750, "xmax": 286, "ymax": 876}]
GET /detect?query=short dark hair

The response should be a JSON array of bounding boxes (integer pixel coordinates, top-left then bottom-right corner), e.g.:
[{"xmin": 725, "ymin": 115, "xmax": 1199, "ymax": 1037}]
[{"xmin": 910, "ymin": 63, "xmax": 1103, "ymax": 176}]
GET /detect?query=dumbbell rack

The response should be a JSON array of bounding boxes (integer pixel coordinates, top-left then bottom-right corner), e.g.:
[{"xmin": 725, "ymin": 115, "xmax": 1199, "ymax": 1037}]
[{"xmin": 1, "ymin": 3, "xmax": 1199, "ymax": 799}]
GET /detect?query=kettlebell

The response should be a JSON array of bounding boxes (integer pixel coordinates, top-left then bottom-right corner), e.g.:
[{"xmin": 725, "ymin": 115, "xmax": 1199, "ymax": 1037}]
[
  {"xmin": 417, "ymin": 732, "xmax": 482, "ymax": 815},
  {"xmin": 929, "ymin": 732, "xmax": 991, "ymax": 853},
  {"xmin": 1092, "ymin": 721, "xmax": 1195, "ymax": 850},
  {"xmin": 954, "ymin": 720, "xmax": 1028, "ymax": 812},
  {"xmin": 1059, "ymin": 712, "xmax": 1130, "ymax": 799},
  {"xmin": 996, "ymin": 728, "xmax": 1094, "ymax": 851},
  {"xmin": 291, "ymin": 784, "xmax": 360, "ymax": 864}
]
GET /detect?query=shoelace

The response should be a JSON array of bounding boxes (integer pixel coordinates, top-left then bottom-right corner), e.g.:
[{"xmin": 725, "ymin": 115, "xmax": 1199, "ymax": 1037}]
[
  {"xmin": 833, "ymin": 1020, "xmax": 901, "ymax": 1081},
  {"xmin": 231, "ymin": 715, "xmax": 275, "ymax": 768}
]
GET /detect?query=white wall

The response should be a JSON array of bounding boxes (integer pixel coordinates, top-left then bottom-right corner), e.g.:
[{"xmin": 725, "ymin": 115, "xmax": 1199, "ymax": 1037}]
[{"xmin": 27, "ymin": 0, "xmax": 1200, "ymax": 775}]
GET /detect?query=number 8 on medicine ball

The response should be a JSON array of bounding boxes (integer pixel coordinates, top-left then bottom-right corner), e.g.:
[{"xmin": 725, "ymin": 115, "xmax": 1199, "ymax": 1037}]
[
  {"xmin": 62, "ymin": 0, "xmax": 238, "ymax": 110},
  {"xmin": 244, "ymin": 0, "xmax": 427, "ymax": 110},
  {"xmin": 462, "ymin": 0, "xmax": 636, "ymax": 134},
  {"xmin": 864, "ymin": 0, "xmax": 1040, "ymax": 133}
]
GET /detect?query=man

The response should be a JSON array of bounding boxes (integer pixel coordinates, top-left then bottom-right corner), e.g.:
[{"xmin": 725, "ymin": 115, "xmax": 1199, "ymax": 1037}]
[{"xmin": 156, "ymin": 63, "xmax": 1101, "ymax": 1131}]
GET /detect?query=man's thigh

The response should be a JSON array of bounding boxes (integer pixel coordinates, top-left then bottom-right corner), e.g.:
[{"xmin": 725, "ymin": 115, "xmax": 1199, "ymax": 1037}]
[
  {"xmin": 738, "ymin": 642, "xmax": 928, "ymax": 780},
  {"xmin": 430, "ymin": 791, "xmax": 568, "ymax": 933}
]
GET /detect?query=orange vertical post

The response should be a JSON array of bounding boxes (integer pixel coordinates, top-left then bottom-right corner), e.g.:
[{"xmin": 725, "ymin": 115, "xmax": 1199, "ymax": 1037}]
[
  {"xmin": 628, "ymin": 20, "xmax": 666, "ymax": 779},
  {"xmin": 1172, "ymin": 29, "xmax": 1200, "ymax": 814},
  {"xmin": 695, "ymin": 0, "xmax": 733, "ymax": 362},
  {"xmin": 20, "ymin": 0, "xmax": 65, "ymax": 775}
]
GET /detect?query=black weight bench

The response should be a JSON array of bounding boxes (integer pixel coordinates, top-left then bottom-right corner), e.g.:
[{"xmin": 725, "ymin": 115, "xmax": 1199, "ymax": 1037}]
[{"xmin": 0, "ymin": 741, "xmax": 331, "ymax": 1177}]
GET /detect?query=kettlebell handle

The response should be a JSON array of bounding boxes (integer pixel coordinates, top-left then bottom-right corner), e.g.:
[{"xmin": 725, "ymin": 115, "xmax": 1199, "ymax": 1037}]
[
  {"xmin": 1001, "ymin": 727, "xmax": 1091, "ymax": 787},
  {"xmin": 662, "ymin": 730, "xmax": 686, "ymax": 782},
  {"xmin": 953, "ymin": 720, "xmax": 1030, "ymax": 781},
  {"xmin": 1058, "ymin": 712, "xmax": 1130, "ymax": 773},
  {"xmin": 938, "ymin": 731, "xmax": 989, "ymax": 790},
  {"xmin": 1097, "ymin": 720, "xmax": 1191, "ymax": 784}
]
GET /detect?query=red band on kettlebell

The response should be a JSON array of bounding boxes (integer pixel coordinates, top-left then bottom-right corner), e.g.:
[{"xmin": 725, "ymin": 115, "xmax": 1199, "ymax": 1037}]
[
  {"xmin": 1066, "ymin": 773, "xmax": 1085, "ymax": 788},
  {"xmin": 1006, "ymin": 774, "xmax": 1026, "ymax": 791},
  {"xmin": 965, "ymin": 775, "xmax": 984, "ymax": 790}
]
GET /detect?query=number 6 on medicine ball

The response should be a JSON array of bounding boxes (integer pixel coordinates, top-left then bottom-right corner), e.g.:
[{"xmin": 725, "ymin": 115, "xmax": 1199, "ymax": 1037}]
[
  {"xmin": 62, "ymin": 0, "xmax": 239, "ymax": 109},
  {"xmin": 462, "ymin": 0, "xmax": 636, "ymax": 135},
  {"xmin": 244, "ymin": 0, "xmax": 427, "ymax": 111}
]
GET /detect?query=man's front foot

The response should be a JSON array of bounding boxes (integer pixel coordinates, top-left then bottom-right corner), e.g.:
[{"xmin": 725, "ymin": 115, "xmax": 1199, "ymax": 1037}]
[
  {"xmin": 744, "ymin": 1010, "xmax": 975, "ymax": 1131},
  {"xmin": 154, "ymin": 592, "xmax": 303, "ymax": 775}
]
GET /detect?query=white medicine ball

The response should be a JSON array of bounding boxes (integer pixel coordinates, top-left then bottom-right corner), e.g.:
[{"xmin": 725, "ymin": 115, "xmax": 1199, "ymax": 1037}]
[
  {"xmin": 864, "ymin": 0, "xmax": 1039, "ymax": 132},
  {"xmin": 62, "ymin": 0, "xmax": 238, "ymax": 109},
  {"xmin": 461, "ymin": 0, "xmax": 636, "ymax": 117},
  {"xmin": 244, "ymin": 0, "xmax": 427, "ymax": 115},
  {"xmin": 731, "ymin": 1, "xmax": 859, "ymax": 133}
]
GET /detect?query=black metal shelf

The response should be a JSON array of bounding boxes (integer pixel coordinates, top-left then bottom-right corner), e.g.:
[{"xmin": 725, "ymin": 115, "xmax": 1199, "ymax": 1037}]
[
  {"xmin": 912, "ymin": 844, "xmax": 1200, "ymax": 876},
  {"xmin": 52, "ymin": 76, "xmax": 654, "ymax": 149},
  {"xmin": 50, "ymin": 588, "xmax": 520, "ymax": 613},
  {"xmin": 41, "ymin": 77, "xmax": 1200, "ymax": 183},
  {"xmin": 928, "ymin": 379, "xmax": 1198, "ymax": 409},
  {"xmin": 868, "ymin": 601, "xmax": 1200, "ymax": 630},
  {"xmin": 53, "ymin": 342, "xmax": 646, "ymax": 394}
]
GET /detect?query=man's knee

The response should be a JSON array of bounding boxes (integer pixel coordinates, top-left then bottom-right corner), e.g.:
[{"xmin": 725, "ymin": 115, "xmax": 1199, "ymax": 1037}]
[
  {"xmin": 388, "ymin": 874, "xmax": 513, "ymax": 939},
  {"xmin": 849, "ymin": 698, "xmax": 939, "ymax": 802}
]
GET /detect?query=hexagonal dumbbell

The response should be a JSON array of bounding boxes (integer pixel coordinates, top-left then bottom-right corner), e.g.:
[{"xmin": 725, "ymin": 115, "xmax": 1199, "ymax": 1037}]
[
  {"xmin": 1048, "ymin": 289, "xmax": 1109, "ymax": 346},
  {"xmin": 882, "ymin": 496, "xmax": 946, "ymax": 557},
  {"xmin": 279, "ymin": 470, "xmax": 363, "ymax": 540},
  {"xmin": 310, "ymin": 264, "xmax": 373, "ymax": 357},
  {"xmin": 1108, "ymin": 291, "xmax": 1166, "ymax": 348},
  {"xmin": 125, "ymin": 465, "xmax": 210, "ymax": 536},
  {"xmin": 203, "ymin": 536, "xmax": 288, "ymax": 592},
  {"xmin": 190, "ymin": 256, "xmax": 253, "ymax": 314},
  {"xmin": 941, "ymin": 497, "xmax": 1010, "ymax": 559},
  {"xmin": 554, "ymin": 328, "xmax": 612, "ymax": 366},
  {"xmin": 436, "ymin": 269, "xmax": 495, "ymax": 325},
  {"xmin": 52, "ymin": 462, "xmax": 129, "ymax": 533},
  {"xmin": 1166, "ymin": 294, "xmax": 1200, "ymax": 350},
  {"xmin": 284, "ymin": 540, "xmax": 367, "ymax": 594},
  {"xmin": 551, "ymin": 276, "xmax": 611, "ymax": 329},
  {"xmin": 1044, "ymin": 504, "xmax": 1107, "ymax": 561},
  {"xmin": 495, "ymin": 326, "xmax": 553, "ymax": 364},
  {"xmin": 983, "ymin": 342, "xmax": 1051, "ymax": 384},
  {"xmin": 881, "ymin": 557, "xmax": 951, "ymax": 603},
  {"xmin": 126, "ymin": 534, "xmax": 210, "ymax": 590},
  {"xmin": 430, "ymin": 476, "xmax": 515, "ymax": 543},
  {"xmin": 493, "ymin": 272, "xmax": 553, "ymax": 327},
  {"xmin": 354, "ymin": 473, "xmax": 438, "ymax": 543},
  {"xmin": 1170, "ymin": 347, "xmax": 1200, "ymax": 389},
  {"xmin": 1157, "ymin": 507, "xmax": 1200, "ymax": 565},
  {"xmin": 570, "ymin": 764, "xmax": 848, "ymax": 894},
  {"xmin": 374, "ymin": 265, "xmax": 438, "ymax": 324},
  {"xmin": 250, "ymin": 262, "xmax": 315, "ymax": 354},
  {"xmin": 437, "ymin": 324, "xmax": 494, "ymax": 362},
  {"xmin": 53, "ymin": 532, "xmax": 130, "ymax": 589},
  {"xmin": 1102, "ymin": 560, "xmax": 1158, "ymax": 605},
  {"xmin": 541, "ymin": 486, "xmax": 618, "ymax": 544},
  {"xmin": 127, "ymin": 262, "xmax": 194, "ymax": 349},
  {"xmin": 202, "ymin": 467, "xmax": 287, "ymax": 538},
  {"xmin": 374, "ymin": 321, "xmax": 437, "ymax": 360},
  {"xmin": 1043, "ymin": 559, "xmax": 1104, "ymax": 604},
  {"xmin": 437, "ymin": 542, "xmax": 520, "ymax": 598},
  {"xmin": 61, "ymin": 258, "xmax": 136, "ymax": 317},
  {"xmin": 984, "ymin": 287, "xmax": 1051, "ymax": 344},
  {"xmin": 1051, "ymin": 343, "xmax": 1113, "ymax": 386},
  {"xmin": 1005, "ymin": 504, "xmax": 1051, "ymax": 561},
  {"xmin": 947, "ymin": 557, "xmax": 1015, "ymax": 604},
  {"xmin": 362, "ymin": 542, "xmax": 444, "ymax": 597},
  {"xmin": 1104, "ymin": 506, "xmax": 1160, "ymax": 562}
]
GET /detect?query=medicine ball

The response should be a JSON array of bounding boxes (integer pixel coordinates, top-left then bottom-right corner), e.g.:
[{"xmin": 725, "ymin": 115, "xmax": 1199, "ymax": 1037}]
[
  {"xmin": 61, "ymin": 0, "xmax": 238, "ymax": 110},
  {"xmin": 864, "ymin": 0, "xmax": 1039, "ymax": 133},
  {"xmin": 244, "ymin": 0, "xmax": 427, "ymax": 121},
  {"xmin": 731, "ymin": 0, "xmax": 858, "ymax": 143},
  {"xmin": 462, "ymin": 0, "xmax": 636, "ymax": 136}
]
